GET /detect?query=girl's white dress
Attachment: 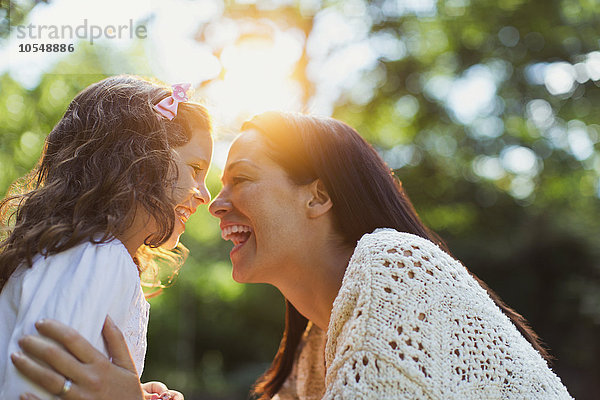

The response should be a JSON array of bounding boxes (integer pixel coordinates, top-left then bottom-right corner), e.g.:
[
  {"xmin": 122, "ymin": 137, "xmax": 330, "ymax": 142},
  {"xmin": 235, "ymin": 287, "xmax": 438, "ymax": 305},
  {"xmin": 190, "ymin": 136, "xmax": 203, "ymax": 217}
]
[{"xmin": 0, "ymin": 239, "xmax": 150, "ymax": 399}]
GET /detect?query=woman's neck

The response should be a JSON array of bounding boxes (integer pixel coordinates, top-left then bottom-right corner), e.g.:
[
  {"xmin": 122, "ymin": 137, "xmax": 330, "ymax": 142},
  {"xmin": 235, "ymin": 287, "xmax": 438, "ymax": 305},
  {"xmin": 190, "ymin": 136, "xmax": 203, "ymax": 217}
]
[{"xmin": 274, "ymin": 238, "xmax": 354, "ymax": 331}]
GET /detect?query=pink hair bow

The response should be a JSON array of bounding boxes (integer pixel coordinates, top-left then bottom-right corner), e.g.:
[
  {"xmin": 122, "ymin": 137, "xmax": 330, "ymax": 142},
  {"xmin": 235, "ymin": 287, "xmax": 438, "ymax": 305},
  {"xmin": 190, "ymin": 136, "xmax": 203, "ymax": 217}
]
[{"xmin": 153, "ymin": 83, "xmax": 191, "ymax": 120}]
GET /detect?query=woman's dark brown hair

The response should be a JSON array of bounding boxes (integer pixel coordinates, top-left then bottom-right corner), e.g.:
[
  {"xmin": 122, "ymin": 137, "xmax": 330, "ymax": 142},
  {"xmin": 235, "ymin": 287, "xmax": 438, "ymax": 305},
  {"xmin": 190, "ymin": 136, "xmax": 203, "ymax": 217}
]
[
  {"xmin": 0, "ymin": 75, "xmax": 211, "ymax": 290},
  {"xmin": 244, "ymin": 111, "xmax": 551, "ymax": 399}
]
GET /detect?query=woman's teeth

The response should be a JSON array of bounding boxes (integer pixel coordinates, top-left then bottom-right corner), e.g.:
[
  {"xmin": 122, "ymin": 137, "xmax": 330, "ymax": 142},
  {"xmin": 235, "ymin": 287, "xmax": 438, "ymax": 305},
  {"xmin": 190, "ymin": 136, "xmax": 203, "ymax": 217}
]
[
  {"xmin": 175, "ymin": 206, "xmax": 191, "ymax": 223},
  {"xmin": 221, "ymin": 225, "xmax": 253, "ymax": 245}
]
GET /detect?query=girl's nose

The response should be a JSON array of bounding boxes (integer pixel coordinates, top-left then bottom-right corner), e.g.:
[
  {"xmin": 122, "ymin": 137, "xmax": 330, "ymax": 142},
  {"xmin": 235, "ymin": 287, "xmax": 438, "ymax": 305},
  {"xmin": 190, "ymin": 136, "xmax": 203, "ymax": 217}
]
[{"xmin": 192, "ymin": 185, "xmax": 211, "ymax": 205}]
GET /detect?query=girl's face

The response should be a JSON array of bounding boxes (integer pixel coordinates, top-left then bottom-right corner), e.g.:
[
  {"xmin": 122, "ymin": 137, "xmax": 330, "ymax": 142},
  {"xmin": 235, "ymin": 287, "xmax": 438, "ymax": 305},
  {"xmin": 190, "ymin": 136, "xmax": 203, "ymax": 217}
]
[
  {"xmin": 209, "ymin": 130, "xmax": 312, "ymax": 284},
  {"xmin": 162, "ymin": 129, "xmax": 213, "ymax": 249}
]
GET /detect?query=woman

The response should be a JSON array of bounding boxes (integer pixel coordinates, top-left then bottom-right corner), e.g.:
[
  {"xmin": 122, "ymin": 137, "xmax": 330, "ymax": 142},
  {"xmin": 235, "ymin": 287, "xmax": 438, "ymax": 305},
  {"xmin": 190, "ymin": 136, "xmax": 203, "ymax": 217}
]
[
  {"xmin": 1, "ymin": 76, "xmax": 212, "ymax": 399},
  {"xmin": 12, "ymin": 112, "xmax": 572, "ymax": 399}
]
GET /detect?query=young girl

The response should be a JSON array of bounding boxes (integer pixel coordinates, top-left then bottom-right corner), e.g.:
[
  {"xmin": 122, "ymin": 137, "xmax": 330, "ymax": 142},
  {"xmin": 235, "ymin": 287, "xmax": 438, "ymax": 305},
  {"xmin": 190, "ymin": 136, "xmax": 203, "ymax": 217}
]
[{"xmin": 0, "ymin": 75, "xmax": 212, "ymax": 399}]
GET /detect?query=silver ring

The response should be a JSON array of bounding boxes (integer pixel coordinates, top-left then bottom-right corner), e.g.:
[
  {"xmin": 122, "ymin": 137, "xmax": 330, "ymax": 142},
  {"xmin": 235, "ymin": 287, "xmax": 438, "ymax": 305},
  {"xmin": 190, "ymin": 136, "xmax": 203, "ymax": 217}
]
[{"xmin": 58, "ymin": 378, "xmax": 72, "ymax": 397}]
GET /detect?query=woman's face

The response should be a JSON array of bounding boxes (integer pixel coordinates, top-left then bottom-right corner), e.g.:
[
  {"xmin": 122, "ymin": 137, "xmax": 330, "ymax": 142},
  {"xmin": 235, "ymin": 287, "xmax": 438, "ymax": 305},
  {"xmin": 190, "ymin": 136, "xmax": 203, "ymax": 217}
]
[
  {"xmin": 209, "ymin": 129, "xmax": 310, "ymax": 284},
  {"xmin": 162, "ymin": 128, "xmax": 213, "ymax": 249}
]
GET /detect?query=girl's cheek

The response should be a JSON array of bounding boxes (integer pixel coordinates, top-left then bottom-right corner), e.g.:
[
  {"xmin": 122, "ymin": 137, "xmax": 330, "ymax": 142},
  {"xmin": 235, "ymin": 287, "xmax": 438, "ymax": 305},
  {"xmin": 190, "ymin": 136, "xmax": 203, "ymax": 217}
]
[{"xmin": 172, "ymin": 178, "xmax": 193, "ymax": 202}]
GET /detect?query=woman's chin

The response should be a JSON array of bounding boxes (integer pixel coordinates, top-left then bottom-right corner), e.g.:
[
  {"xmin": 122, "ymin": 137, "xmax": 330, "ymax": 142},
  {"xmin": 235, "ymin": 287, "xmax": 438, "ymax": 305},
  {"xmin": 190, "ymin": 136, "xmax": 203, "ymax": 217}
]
[
  {"xmin": 231, "ymin": 260, "xmax": 270, "ymax": 285},
  {"xmin": 231, "ymin": 264, "xmax": 247, "ymax": 283},
  {"xmin": 231, "ymin": 262, "xmax": 256, "ymax": 284}
]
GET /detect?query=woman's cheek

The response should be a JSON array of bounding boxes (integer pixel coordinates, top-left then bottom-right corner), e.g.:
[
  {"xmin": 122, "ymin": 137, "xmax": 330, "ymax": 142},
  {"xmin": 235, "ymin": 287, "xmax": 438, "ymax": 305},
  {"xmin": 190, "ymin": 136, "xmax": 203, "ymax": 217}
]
[
  {"xmin": 233, "ymin": 184, "xmax": 262, "ymax": 212},
  {"xmin": 235, "ymin": 182, "xmax": 256, "ymax": 196}
]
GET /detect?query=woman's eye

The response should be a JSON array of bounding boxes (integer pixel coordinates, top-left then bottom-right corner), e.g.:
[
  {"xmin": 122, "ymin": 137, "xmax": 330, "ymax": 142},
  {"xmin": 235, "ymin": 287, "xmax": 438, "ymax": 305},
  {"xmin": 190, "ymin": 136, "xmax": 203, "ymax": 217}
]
[{"xmin": 232, "ymin": 176, "xmax": 247, "ymax": 185}]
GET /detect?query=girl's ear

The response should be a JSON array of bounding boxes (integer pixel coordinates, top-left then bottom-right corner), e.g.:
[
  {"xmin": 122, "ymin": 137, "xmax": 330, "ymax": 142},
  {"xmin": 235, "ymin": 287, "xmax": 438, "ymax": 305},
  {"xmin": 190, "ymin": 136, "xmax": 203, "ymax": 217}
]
[{"xmin": 306, "ymin": 179, "xmax": 333, "ymax": 218}]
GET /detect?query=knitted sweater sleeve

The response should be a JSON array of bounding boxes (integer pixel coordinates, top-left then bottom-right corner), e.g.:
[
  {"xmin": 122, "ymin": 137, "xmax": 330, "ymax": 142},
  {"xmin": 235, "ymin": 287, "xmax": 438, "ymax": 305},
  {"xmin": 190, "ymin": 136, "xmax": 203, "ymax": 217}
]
[{"xmin": 323, "ymin": 229, "xmax": 572, "ymax": 400}]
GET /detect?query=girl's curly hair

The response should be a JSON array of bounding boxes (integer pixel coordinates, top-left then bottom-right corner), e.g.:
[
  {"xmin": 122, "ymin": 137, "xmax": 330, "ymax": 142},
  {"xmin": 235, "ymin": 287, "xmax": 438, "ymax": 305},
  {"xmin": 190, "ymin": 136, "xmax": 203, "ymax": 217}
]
[{"xmin": 0, "ymin": 75, "xmax": 211, "ymax": 291}]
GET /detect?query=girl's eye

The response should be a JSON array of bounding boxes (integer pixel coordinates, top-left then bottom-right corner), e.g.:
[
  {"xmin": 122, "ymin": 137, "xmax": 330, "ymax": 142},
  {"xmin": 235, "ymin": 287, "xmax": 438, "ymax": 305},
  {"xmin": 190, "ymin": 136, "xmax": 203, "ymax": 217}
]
[{"xmin": 190, "ymin": 165, "xmax": 204, "ymax": 176}]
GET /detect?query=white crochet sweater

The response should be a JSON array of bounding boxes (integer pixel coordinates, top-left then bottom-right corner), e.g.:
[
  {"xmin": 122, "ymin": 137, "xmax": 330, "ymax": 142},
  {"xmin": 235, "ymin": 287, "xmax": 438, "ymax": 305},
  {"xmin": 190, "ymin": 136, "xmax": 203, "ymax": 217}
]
[{"xmin": 273, "ymin": 229, "xmax": 572, "ymax": 399}]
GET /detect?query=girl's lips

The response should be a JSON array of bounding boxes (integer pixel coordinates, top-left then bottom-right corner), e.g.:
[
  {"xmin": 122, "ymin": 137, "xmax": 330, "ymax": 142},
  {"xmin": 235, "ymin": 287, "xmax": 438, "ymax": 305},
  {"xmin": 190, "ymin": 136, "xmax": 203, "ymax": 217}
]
[
  {"xmin": 175, "ymin": 205, "xmax": 197, "ymax": 231},
  {"xmin": 175, "ymin": 205, "xmax": 192, "ymax": 223}
]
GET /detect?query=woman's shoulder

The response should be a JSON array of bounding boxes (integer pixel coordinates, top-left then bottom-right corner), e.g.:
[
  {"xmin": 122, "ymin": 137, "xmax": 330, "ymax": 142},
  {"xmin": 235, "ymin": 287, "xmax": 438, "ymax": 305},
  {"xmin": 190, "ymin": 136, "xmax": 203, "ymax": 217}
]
[
  {"xmin": 343, "ymin": 228, "xmax": 457, "ymax": 287},
  {"xmin": 327, "ymin": 228, "xmax": 471, "ymax": 373},
  {"xmin": 326, "ymin": 230, "xmax": 573, "ymax": 398},
  {"xmin": 355, "ymin": 228, "xmax": 446, "ymax": 258},
  {"xmin": 333, "ymin": 228, "xmax": 485, "ymax": 338}
]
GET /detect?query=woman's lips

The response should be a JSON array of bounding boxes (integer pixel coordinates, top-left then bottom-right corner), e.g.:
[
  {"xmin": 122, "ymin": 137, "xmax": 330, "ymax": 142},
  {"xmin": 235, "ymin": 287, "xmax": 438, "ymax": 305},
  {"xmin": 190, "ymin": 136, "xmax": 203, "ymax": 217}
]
[{"xmin": 221, "ymin": 224, "xmax": 253, "ymax": 255}]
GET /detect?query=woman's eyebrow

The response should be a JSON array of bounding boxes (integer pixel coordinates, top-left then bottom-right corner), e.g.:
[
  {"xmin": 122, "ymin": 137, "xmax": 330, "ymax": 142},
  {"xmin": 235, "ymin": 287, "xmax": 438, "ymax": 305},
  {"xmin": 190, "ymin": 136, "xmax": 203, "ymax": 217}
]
[
  {"xmin": 220, "ymin": 159, "xmax": 259, "ymax": 182},
  {"xmin": 225, "ymin": 159, "xmax": 260, "ymax": 172}
]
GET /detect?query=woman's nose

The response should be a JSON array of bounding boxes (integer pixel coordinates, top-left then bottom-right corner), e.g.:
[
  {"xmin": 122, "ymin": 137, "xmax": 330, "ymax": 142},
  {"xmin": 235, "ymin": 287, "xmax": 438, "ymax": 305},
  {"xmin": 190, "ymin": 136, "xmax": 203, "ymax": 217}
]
[{"xmin": 209, "ymin": 191, "xmax": 230, "ymax": 217}]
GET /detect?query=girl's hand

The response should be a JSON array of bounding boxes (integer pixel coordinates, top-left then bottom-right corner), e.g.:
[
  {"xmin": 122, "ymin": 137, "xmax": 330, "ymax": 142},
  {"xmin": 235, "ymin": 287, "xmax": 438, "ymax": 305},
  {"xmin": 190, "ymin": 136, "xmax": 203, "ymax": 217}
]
[
  {"xmin": 142, "ymin": 381, "xmax": 184, "ymax": 400},
  {"xmin": 12, "ymin": 316, "xmax": 144, "ymax": 400}
]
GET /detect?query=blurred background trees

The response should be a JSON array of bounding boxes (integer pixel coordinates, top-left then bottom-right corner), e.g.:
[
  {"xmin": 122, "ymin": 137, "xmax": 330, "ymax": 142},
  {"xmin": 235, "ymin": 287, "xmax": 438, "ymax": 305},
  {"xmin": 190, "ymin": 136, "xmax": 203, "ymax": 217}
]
[{"xmin": 1, "ymin": 0, "xmax": 599, "ymax": 398}]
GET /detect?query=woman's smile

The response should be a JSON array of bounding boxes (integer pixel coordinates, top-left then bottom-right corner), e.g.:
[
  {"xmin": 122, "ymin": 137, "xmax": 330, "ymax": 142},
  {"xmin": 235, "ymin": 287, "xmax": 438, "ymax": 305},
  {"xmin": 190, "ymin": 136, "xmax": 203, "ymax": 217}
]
[{"xmin": 220, "ymin": 223, "xmax": 254, "ymax": 256}]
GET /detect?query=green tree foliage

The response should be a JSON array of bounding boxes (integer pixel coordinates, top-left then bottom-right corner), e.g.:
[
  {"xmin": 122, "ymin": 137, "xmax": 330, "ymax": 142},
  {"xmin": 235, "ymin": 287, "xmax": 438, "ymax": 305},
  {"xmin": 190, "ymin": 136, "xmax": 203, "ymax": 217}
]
[{"xmin": 1, "ymin": 0, "xmax": 598, "ymax": 399}]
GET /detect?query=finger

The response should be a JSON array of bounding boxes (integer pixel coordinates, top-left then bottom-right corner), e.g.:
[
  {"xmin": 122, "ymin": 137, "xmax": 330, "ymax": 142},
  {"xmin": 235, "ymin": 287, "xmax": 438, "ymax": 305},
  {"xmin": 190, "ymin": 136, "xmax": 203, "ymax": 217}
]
[
  {"xmin": 167, "ymin": 390, "xmax": 184, "ymax": 400},
  {"xmin": 142, "ymin": 381, "xmax": 169, "ymax": 394},
  {"xmin": 34, "ymin": 320, "xmax": 100, "ymax": 364},
  {"xmin": 18, "ymin": 335, "xmax": 86, "ymax": 383},
  {"xmin": 11, "ymin": 352, "xmax": 67, "ymax": 395},
  {"xmin": 20, "ymin": 394, "xmax": 42, "ymax": 400},
  {"xmin": 156, "ymin": 391, "xmax": 183, "ymax": 400},
  {"xmin": 102, "ymin": 316, "xmax": 137, "ymax": 373}
]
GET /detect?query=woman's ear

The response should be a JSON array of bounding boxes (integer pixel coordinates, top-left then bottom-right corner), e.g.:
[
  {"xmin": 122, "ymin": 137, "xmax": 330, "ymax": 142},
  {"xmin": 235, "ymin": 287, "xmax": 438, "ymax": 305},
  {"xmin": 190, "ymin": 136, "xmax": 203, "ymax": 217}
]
[{"xmin": 306, "ymin": 179, "xmax": 333, "ymax": 218}]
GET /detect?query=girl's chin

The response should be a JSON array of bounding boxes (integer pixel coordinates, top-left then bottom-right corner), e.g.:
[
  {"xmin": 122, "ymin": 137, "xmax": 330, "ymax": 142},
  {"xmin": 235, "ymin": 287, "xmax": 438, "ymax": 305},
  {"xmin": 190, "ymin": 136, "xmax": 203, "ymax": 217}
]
[
  {"xmin": 163, "ymin": 218, "xmax": 185, "ymax": 249},
  {"xmin": 162, "ymin": 233, "xmax": 182, "ymax": 250}
]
